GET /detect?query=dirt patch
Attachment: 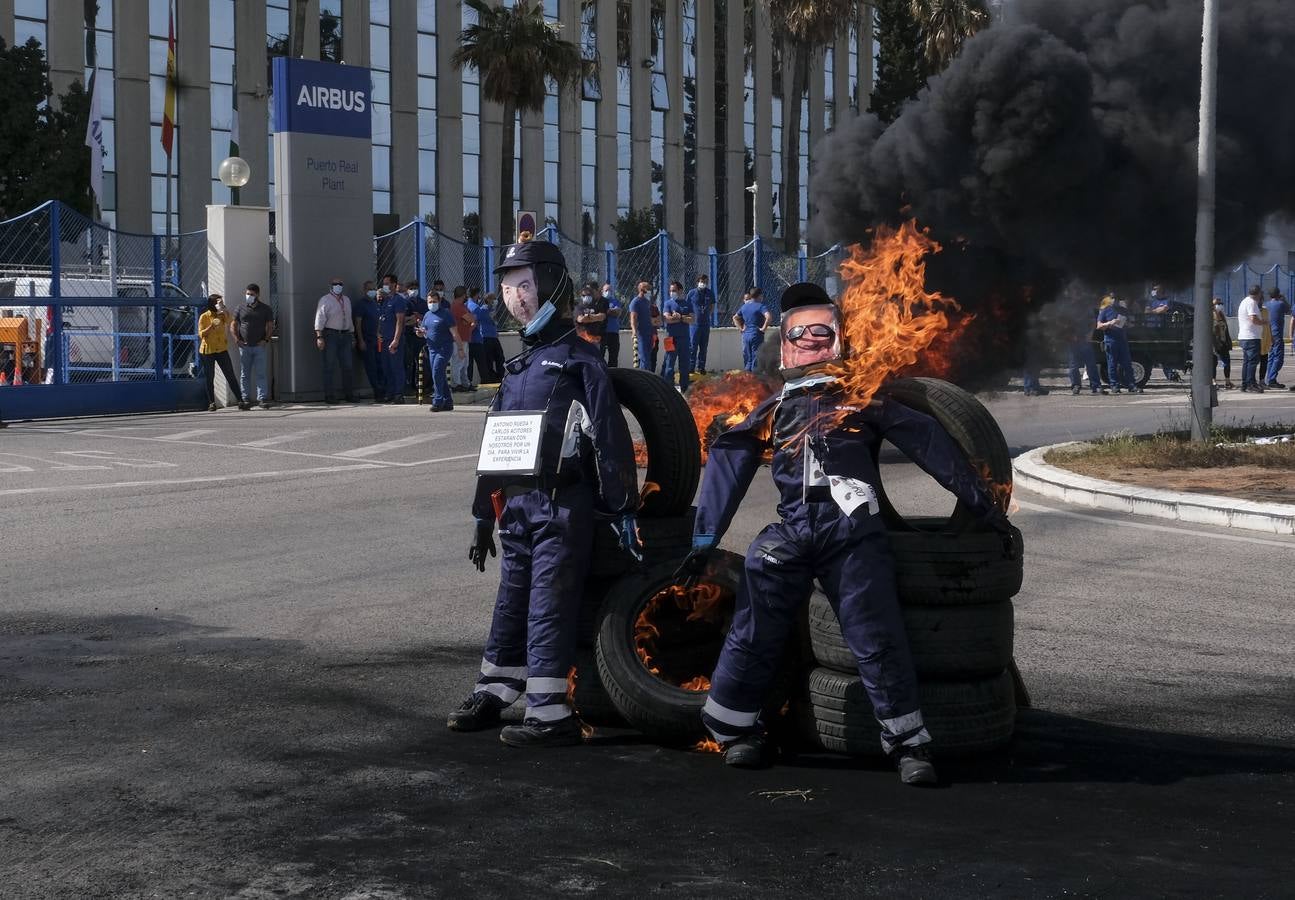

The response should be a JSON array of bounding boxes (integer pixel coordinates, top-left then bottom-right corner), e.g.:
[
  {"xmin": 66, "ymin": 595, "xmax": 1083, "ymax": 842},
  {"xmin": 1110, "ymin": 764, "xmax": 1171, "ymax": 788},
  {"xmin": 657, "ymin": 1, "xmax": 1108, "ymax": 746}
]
[{"xmin": 1057, "ymin": 460, "xmax": 1295, "ymax": 505}]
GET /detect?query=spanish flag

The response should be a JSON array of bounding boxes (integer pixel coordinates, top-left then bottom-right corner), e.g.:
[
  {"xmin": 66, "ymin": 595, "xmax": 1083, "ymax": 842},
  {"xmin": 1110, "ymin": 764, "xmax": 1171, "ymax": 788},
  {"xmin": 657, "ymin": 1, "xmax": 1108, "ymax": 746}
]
[{"xmin": 160, "ymin": 1, "xmax": 177, "ymax": 157}]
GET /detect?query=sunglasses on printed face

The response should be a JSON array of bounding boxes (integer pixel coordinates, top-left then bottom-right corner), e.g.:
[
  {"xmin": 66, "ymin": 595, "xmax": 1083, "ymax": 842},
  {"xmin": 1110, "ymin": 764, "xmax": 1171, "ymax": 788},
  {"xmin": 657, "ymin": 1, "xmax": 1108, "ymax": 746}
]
[{"xmin": 785, "ymin": 323, "xmax": 836, "ymax": 341}]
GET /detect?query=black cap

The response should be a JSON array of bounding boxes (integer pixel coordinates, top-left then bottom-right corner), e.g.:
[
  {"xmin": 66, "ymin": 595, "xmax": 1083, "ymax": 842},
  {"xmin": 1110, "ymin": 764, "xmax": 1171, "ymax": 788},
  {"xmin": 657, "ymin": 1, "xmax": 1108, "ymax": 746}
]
[
  {"xmin": 493, "ymin": 239, "xmax": 567, "ymax": 274},
  {"xmin": 780, "ymin": 282, "xmax": 833, "ymax": 311}
]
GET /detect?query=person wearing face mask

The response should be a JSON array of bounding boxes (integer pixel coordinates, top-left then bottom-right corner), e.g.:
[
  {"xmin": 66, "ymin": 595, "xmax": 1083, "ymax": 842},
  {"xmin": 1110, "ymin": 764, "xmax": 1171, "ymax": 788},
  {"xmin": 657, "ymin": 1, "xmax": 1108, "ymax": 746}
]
[
  {"xmin": 197, "ymin": 293, "xmax": 244, "ymax": 411},
  {"xmin": 418, "ymin": 290, "xmax": 456, "ymax": 411},
  {"xmin": 476, "ymin": 291, "xmax": 505, "ymax": 383},
  {"xmin": 449, "ymin": 239, "xmax": 642, "ymax": 748},
  {"xmin": 686, "ymin": 274, "xmax": 715, "ymax": 374},
  {"xmin": 1211, "ymin": 297, "xmax": 1234, "ymax": 390},
  {"xmin": 314, "ymin": 276, "xmax": 356, "ymax": 404},
  {"xmin": 600, "ymin": 283, "xmax": 622, "ymax": 367},
  {"xmin": 229, "ymin": 283, "xmax": 275, "ymax": 409},
  {"xmin": 450, "ymin": 285, "xmax": 478, "ymax": 392},
  {"xmin": 402, "ymin": 281, "xmax": 428, "ymax": 397},
  {"xmin": 352, "ymin": 280, "xmax": 384, "ymax": 401},
  {"xmin": 375, "ymin": 273, "xmax": 408, "ymax": 402},
  {"xmin": 661, "ymin": 279, "xmax": 694, "ymax": 391},
  {"xmin": 574, "ymin": 282, "xmax": 609, "ymax": 347}
]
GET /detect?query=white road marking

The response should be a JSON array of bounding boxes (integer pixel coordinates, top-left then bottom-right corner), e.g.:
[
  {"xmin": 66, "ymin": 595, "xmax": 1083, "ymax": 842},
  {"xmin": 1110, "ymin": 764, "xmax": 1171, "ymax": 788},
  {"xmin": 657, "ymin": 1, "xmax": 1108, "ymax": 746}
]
[
  {"xmin": 153, "ymin": 429, "xmax": 217, "ymax": 441},
  {"xmin": 380, "ymin": 452, "xmax": 479, "ymax": 468},
  {"xmin": 0, "ymin": 463, "xmax": 383, "ymax": 497},
  {"xmin": 0, "ymin": 452, "xmax": 111, "ymax": 471},
  {"xmin": 55, "ymin": 450, "xmax": 177, "ymax": 469},
  {"xmin": 240, "ymin": 430, "xmax": 316, "ymax": 448},
  {"xmin": 70, "ymin": 428, "xmax": 443, "ymax": 467},
  {"xmin": 335, "ymin": 433, "xmax": 447, "ymax": 458},
  {"xmin": 0, "ymin": 460, "xmax": 34, "ymax": 473},
  {"xmin": 1015, "ymin": 499, "xmax": 1295, "ymax": 549}
]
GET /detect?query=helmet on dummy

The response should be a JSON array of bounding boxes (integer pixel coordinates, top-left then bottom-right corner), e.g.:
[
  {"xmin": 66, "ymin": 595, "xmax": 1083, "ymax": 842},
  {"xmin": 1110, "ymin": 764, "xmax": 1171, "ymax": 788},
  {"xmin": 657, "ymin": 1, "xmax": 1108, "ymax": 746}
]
[
  {"xmin": 778, "ymin": 282, "xmax": 843, "ymax": 381},
  {"xmin": 493, "ymin": 239, "xmax": 574, "ymax": 335}
]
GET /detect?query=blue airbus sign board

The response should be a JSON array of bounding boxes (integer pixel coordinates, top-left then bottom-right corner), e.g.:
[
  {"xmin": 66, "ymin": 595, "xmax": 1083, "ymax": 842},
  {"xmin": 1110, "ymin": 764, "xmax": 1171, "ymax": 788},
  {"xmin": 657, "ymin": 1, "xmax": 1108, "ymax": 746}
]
[
  {"xmin": 270, "ymin": 58, "xmax": 374, "ymax": 401},
  {"xmin": 271, "ymin": 57, "xmax": 371, "ymax": 139}
]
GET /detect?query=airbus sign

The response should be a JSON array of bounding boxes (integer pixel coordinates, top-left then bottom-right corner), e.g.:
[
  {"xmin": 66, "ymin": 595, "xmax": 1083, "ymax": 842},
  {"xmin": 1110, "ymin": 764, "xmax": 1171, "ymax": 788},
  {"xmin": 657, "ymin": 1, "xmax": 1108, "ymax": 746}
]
[{"xmin": 272, "ymin": 57, "xmax": 371, "ymax": 139}]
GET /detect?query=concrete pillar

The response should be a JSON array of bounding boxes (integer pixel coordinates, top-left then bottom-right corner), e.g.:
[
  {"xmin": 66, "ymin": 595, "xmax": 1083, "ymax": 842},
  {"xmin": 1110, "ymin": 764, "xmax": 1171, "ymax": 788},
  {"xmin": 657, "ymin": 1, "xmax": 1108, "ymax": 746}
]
[
  {"xmin": 341, "ymin": 0, "xmax": 369, "ymax": 66},
  {"xmin": 235, "ymin": 0, "xmax": 269, "ymax": 207},
  {"xmin": 662, "ymin": 0, "xmax": 684, "ymax": 240},
  {"xmin": 520, "ymin": 108, "xmax": 544, "ymax": 220},
  {"xmin": 753, "ymin": 8, "xmax": 773, "ymax": 239},
  {"xmin": 724, "ymin": 0, "xmax": 745, "ymax": 251},
  {"xmin": 298, "ymin": 0, "xmax": 321, "ymax": 58},
  {"xmin": 46, "ymin": 0, "xmax": 82, "ymax": 100},
  {"xmin": 207, "ymin": 205, "xmax": 271, "ymax": 403},
  {"xmin": 857, "ymin": 4, "xmax": 875, "ymax": 106},
  {"xmin": 177, "ymin": 1, "xmax": 212, "ymax": 234},
  {"xmin": 479, "ymin": 0, "xmax": 505, "ymax": 243},
  {"xmin": 807, "ymin": 47, "xmax": 824, "ymax": 246},
  {"xmin": 594, "ymin": 0, "xmax": 617, "ymax": 247},
  {"xmin": 629, "ymin": 0, "xmax": 651, "ymax": 212},
  {"xmin": 556, "ymin": 0, "xmax": 582, "ymax": 239},
  {"xmin": 436, "ymin": 0, "xmax": 463, "ymax": 237},
  {"xmin": 389, "ymin": 0, "xmax": 417, "ymax": 223},
  {"xmin": 694, "ymin": 1, "xmax": 716, "ymax": 251},
  {"xmin": 833, "ymin": 30, "xmax": 850, "ymax": 119},
  {"xmin": 113, "ymin": 0, "xmax": 150, "ymax": 231},
  {"xmin": 0, "ymin": 0, "xmax": 13, "ymax": 48}
]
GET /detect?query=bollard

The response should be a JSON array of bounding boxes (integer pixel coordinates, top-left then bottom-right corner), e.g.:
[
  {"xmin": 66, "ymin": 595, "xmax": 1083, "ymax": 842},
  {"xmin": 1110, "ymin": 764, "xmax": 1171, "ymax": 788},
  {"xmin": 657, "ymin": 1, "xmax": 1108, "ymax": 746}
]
[{"xmin": 417, "ymin": 347, "xmax": 425, "ymax": 405}]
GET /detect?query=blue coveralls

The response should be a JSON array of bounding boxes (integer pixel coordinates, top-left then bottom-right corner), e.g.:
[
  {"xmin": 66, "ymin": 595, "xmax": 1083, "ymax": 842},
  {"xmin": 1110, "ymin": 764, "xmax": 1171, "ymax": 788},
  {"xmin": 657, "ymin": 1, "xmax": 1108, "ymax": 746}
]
[
  {"xmin": 629, "ymin": 295, "xmax": 655, "ymax": 372},
  {"xmin": 1266, "ymin": 298, "xmax": 1289, "ymax": 385},
  {"xmin": 422, "ymin": 304, "xmax": 456, "ymax": 409},
  {"xmin": 687, "ymin": 285, "xmax": 715, "ymax": 372},
  {"xmin": 469, "ymin": 319, "xmax": 639, "ymax": 725},
  {"xmin": 737, "ymin": 299, "xmax": 769, "ymax": 371},
  {"xmin": 1098, "ymin": 305, "xmax": 1136, "ymax": 391},
  {"xmin": 353, "ymin": 296, "xmax": 384, "ymax": 398},
  {"xmin": 662, "ymin": 293, "xmax": 693, "ymax": 391},
  {"xmin": 695, "ymin": 380, "xmax": 1006, "ymax": 754},
  {"xmin": 376, "ymin": 292, "xmax": 408, "ymax": 401}
]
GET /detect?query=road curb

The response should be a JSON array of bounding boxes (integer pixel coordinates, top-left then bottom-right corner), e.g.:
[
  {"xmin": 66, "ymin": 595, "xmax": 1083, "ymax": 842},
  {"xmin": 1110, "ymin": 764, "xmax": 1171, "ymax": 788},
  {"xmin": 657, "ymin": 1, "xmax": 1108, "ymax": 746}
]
[{"xmin": 1012, "ymin": 442, "xmax": 1295, "ymax": 536}]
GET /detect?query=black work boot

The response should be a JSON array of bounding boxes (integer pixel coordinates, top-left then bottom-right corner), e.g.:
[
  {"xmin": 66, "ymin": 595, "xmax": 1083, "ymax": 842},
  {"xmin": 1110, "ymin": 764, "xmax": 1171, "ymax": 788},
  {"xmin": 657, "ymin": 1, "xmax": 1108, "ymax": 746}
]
[
  {"xmin": 499, "ymin": 716, "xmax": 584, "ymax": 748},
  {"xmin": 722, "ymin": 733, "xmax": 769, "ymax": 769},
  {"xmin": 446, "ymin": 691, "xmax": 506, "ymax": 732},
  {"xmin": 892, "ymin": 744, "xmax": 938, "ymax": 786}
]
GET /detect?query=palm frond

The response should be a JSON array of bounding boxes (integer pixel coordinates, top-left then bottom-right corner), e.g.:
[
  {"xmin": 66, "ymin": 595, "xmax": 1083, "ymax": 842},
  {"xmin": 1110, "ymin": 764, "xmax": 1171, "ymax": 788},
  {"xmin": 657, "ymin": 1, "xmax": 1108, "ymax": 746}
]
[
  {"xmin": 452, "ymin": 0, "xmax": 585, "ymax": 113},
  {"xmin": 764, "ymin": 0, "xmax": 858, "ymax": 47},
  {"xmin": 909, "ymin": 0, "xmax": 989, "ymax": 68}
]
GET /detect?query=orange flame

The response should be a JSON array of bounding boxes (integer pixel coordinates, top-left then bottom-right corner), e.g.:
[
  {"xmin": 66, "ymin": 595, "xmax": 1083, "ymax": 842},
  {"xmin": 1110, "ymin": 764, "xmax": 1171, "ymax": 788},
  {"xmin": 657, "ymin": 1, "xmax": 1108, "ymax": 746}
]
[
  {"xmin": 978, "ymin": 461, "xmax": 1017, "ymax": 516},
  {"xmin": 817, "ymin": 221, "xmax": 971, "ymax": 429},
  {"xmin": 686, "ymin": 372, "xmax": 777, "ymax": 462},
  {"xmin": 632, "ymin": 439, "xmax": 649, "ymax": 467},
  {"xmin": 692, "ymin": 737, "xmax": 722, "ymax": 754},
  {"xmin": 633, "ymin": 583, "xmax": 728, "ymax": 692},
  {"xmin": 564, "ymin": 665, "xmax": 594, "ymax": 740}
]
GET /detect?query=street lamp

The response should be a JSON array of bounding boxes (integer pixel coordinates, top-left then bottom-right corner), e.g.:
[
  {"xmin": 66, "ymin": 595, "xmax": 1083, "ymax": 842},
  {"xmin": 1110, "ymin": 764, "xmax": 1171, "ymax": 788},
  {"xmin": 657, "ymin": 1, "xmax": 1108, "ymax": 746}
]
[
  {"xmin": 218, "ymin": 156, "xmax": 251, "ymax": 206},
  {"xmin": 746, "ymin": 182, "xmax": 758, "ymax": 239}
]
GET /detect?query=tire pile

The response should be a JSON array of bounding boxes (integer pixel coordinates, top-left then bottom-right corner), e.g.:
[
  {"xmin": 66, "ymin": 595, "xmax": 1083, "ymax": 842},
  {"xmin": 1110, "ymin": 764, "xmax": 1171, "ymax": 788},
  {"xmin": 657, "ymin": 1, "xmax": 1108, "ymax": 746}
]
[{"xmin": 571, "ymin": 373, "xmax": 1026, "ymax": 760}]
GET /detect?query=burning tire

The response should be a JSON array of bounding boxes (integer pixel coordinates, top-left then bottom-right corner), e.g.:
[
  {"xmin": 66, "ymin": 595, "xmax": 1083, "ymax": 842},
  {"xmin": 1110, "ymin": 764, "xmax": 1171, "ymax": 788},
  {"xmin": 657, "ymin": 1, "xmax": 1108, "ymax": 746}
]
[
  {"xmin": 874, "ymin": 377, "xmax": 1012, "ymax": 532},
  {"xmin": 889, "ymin": 517, "xmax": 1024, "ymax": 606},
  {"xmin": 807, "ymin": 590, "xmax": 1013, "ymax": 679},
  {"xmin": 588, "ymin": 512, "xmax": 695, "ymax": 580},
  {"xmin": 806, "ymin": 667, "xmax": 1016, "ymax": 758},
  {"xmin": 610, "ymin": 367, "xmax": 701, "ymax": 518},
  {"xmin": 569, "ymin": 646, "xmax": 622, "ymax": 726},
  {"xmin": 594, "ymin": 552, "xmax": 743, "ymax": 743}
]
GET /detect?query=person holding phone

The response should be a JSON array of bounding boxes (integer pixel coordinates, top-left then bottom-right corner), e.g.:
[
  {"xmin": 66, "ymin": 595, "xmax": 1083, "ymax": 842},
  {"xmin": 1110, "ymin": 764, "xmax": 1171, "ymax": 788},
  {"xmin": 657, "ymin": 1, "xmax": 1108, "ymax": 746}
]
[{"xmin": 197, "ymin": 293, "xmax": 244, "ymax": 411}]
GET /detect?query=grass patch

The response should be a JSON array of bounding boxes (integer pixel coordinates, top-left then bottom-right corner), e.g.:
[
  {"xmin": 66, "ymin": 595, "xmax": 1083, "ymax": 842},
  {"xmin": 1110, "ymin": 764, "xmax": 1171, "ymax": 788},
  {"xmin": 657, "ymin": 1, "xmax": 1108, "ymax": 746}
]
[{"xmin": 1046, "ymin": 422, "xmax": 1295, "ymax": 470}]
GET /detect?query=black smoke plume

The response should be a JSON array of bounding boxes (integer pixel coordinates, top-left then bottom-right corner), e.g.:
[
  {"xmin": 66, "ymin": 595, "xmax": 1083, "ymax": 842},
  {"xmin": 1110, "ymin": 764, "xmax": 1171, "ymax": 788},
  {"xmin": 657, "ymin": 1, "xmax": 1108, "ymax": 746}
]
[{"xmin": 810, "ymin": 0, "xmax": 1295, "ymax": 381}]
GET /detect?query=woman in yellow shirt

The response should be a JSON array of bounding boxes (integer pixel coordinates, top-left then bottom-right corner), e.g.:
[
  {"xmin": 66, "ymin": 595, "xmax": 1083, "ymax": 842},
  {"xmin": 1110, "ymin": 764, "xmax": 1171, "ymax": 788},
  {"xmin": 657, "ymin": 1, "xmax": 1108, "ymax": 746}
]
[{"xmin": 198, "ymin": 293, "xmax": 246, "ymax": 411}]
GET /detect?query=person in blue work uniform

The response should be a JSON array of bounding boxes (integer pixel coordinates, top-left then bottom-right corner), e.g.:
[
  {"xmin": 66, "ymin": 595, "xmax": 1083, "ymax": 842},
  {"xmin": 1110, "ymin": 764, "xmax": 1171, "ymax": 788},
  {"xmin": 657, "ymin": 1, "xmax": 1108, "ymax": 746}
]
[
  {"xmin": 676, "ymin": 283, "xmax": 1016, "ymax": 784},
  {"xmin": 661, "ymin": 280, "xmax": 694, "ymax": 391},
  {"xmin": 418, "ymin": 289, "xmax": 456, "ymax": 411},
  {"xmin": 628, "ymin": 281, "xmax": 656, "ymax": 371},
  {"xmin": 473, "ymin": 290, "xmax": 505, "ymax": 384},
  {"xmin": 1264, "ymin": 288, "xmax": 1290, "ymax": 389},
  {"xmin": 1066, "ymin": 307, "xmax": 1104, "ymax": 395},
  {"xmin": 733, "ymin": 287, "xmax": 770, "ymax": 371},
  {"xmin": 687, "ymin": 274, "xmax": 715, "ymax": 374},
  {"xmin": 1096, "ymin": 294, "xmax": 1140, "ymax": 394},
  {"xmin": 600, "ymin": 282, "xmax": 623, "ymax": 367},
  {"xmin": 448, "ymin": 239, "xmax": 643, "ymax": 747},
  {"xmin": 403, "ymin": 281, "xmax": 428, "ymax": 395},
  {"xmin": 1145, "ymin": 285, "xmax": 1182, "ymax": 382},
  {"xmin": 375, "ymin": 273, "xmax": 408, "ymax": 403},
  {"xmin": 352, "ymin": 280, "xmax": 384, "ymax": 401}
]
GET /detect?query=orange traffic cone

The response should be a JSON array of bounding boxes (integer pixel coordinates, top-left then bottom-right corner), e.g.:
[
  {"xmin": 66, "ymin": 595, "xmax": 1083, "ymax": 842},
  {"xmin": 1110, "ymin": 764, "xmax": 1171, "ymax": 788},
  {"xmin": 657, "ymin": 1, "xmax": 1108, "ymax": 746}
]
[{"xmin": 11, "ymin": 364, "xmax": 21, "ymax": 386}]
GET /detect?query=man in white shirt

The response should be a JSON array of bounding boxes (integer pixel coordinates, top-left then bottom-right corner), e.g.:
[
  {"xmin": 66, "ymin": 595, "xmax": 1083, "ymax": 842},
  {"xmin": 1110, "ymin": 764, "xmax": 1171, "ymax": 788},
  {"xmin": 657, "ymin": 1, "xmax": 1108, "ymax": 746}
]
[
  {"xmin": 1236, "ymin": 286, "xmax": 1265, "ymax": 393},
  {"xmin": 315, "ymin": 276, "xmax": 356, "ymax": 403}
]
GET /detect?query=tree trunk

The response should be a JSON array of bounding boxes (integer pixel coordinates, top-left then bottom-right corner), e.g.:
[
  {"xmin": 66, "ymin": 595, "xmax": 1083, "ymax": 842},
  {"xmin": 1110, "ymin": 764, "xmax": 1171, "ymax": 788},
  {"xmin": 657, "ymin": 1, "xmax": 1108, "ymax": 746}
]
[
  {"xmin": 782, "ymin": 45, "xmax": 809, "ymax": 254},
  {"xmin": 500, "ymin": 98, "xmax": 517, "ymax": 246}
]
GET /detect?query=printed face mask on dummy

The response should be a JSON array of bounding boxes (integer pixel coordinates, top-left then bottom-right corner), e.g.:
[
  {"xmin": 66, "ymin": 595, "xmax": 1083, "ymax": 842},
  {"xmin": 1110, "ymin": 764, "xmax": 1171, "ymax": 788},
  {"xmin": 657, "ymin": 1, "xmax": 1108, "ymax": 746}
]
[
  {"xmin": 780, "ymin": 304, "xmax": 842, "ymax": 377},
  {"xmin": 501, "ymin": 264, "xmax": 561, "ymax": 335}
]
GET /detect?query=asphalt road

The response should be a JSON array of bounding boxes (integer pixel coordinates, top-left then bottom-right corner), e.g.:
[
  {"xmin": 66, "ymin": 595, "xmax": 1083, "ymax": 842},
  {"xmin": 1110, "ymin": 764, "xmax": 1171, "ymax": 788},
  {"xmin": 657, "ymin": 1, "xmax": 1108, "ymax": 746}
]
[{"xmin": 2, "ymin": 381, "xmax": 1294, "ymax": 897}]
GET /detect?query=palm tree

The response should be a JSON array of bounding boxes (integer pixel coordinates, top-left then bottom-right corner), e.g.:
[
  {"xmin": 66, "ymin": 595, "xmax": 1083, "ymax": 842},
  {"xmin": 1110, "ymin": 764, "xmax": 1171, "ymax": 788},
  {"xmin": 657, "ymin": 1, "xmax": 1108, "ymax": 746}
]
[
  {"xmin": 910, "ymin": 0, "xmax": 990, "ymax": 70},
  {"xmin": 453, "ymin": 0, "xmax": 586, "ymax": 245},
  {"xmin": 764, "ymin": 0, "xmax": 857, "ymax": 253}
]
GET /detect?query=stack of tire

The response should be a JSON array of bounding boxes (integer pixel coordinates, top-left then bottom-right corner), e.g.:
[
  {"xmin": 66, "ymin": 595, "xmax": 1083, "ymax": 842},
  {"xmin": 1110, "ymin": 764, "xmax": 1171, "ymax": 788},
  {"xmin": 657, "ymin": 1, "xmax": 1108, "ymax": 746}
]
[
  {"xmin": 801, "ymin": 378, "xmax": 1025, "ymax": 758},
  {"xmin": 568, "ymin": 367, "xmax": 701, "ymax": 725}
]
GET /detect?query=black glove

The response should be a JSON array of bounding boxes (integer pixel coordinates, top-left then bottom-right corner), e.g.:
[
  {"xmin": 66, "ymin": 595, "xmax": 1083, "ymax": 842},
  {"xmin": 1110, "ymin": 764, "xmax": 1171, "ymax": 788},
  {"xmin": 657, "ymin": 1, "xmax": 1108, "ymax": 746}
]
[
  {"xmin": 468, "ymin": 520, "xmax": 497, "ymax": 572},
  {"xmin": 673, "ymin": 546, "xmax": 714, "ymax": 587}
]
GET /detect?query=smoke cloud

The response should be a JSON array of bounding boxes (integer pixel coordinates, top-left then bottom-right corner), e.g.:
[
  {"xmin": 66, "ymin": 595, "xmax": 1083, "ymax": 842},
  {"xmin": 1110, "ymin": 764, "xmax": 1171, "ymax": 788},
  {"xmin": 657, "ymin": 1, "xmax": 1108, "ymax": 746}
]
[{"xmin": 810, "ymin": 0, "xmax": 1295, "ymax": 379}]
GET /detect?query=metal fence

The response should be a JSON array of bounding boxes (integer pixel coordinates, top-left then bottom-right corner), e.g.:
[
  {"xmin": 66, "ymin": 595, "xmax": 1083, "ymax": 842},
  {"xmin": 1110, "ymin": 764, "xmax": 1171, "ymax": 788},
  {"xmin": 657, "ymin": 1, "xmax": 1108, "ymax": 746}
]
[
  {"xmin": 1205, "ymin": 263, "xmax": 1295, "ymax": 316},
  {"xmin": 0, "ymin": 201, "xmax": 207, "ymax": 388}
]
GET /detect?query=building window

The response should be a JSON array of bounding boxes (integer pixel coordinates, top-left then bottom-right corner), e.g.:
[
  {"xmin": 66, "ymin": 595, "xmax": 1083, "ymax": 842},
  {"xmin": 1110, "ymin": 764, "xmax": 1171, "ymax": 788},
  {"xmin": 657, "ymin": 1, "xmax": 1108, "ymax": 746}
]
[{"xmin": 320, "ymin": 0, "xmax": 342, "ymax": 62}]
